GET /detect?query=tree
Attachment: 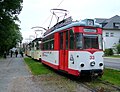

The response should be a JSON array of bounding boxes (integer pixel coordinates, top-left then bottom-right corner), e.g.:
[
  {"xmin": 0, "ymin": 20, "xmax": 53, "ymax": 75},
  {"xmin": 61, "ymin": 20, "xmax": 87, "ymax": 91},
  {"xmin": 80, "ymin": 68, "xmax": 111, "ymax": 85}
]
[{"xmin": 0, "ymin": 0, "xmax": 23, "ymax": 56}]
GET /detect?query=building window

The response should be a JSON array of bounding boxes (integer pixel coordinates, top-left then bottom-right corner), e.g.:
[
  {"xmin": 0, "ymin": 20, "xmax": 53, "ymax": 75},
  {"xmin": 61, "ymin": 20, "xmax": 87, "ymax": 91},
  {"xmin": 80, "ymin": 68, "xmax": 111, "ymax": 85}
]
[
  {"xmin": 105, "ymin": 32, "xmax": 109, "ymax": 37},
  {"xmin": 110, "ymin": 33, "xmax": 114, "ymax": 37},
  {"xmin": 113, "ymin": 23, "xmax": 120, "ymax": 29}
]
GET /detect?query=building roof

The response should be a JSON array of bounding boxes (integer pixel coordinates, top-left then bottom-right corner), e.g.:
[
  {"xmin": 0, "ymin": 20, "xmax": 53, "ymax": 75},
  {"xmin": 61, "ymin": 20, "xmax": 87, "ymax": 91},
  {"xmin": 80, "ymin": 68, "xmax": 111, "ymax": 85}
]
[{"xmin": 95, "ymin": 15, "xmax": 120, "ymax": 29}]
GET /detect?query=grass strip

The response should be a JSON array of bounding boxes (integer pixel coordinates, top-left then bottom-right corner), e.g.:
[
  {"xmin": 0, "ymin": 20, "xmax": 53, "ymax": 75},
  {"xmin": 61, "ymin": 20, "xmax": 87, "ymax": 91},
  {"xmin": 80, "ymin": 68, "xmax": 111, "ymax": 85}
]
[
  {"xmin": 24, "ymin": 57, "xmax": 53, "ymax": 75},
  {"xmin": 105, "ymin": 55, "xmax": 120, "ymax": 58},
  {"xmin": 101, "ymin": 68, "xmax": 120, "ymax": 86}
]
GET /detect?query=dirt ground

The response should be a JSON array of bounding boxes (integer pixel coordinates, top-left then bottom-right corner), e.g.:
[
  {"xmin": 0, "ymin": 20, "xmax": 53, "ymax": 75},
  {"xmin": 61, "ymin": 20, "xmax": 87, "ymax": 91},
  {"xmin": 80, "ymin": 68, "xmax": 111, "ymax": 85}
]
[
  {"xmin": 0, "ymin": 55, "xmax": 91, "ymax": 92},
  {"xmin": 7, "ymin": 74, "xmax": 91, "ymax": 92}
]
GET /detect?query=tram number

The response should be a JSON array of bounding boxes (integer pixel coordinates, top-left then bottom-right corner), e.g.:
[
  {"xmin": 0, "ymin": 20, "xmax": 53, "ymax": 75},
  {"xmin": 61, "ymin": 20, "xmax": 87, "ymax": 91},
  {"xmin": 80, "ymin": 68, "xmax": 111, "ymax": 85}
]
[{"xmin": 90, "ymin": 56, "xmax": 95, "ymax": 60}]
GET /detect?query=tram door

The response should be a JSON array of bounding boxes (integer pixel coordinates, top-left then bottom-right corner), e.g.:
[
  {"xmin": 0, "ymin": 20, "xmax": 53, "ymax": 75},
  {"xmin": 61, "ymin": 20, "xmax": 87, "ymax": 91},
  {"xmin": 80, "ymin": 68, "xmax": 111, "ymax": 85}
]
[{"xmin": 59, "ymin": 31, "xmax": 68, "ymax": 71}]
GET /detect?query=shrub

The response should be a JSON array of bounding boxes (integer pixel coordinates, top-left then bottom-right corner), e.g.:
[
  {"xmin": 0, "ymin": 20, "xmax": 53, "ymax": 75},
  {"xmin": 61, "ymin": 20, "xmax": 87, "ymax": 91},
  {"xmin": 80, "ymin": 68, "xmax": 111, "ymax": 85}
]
[
  {"xmin": 104, "ymin": 48, "xmax": 113, "ymax": 56},
  {"xmin": 116, "ymin": 44, "xmax": 120, "ymax": 54}
]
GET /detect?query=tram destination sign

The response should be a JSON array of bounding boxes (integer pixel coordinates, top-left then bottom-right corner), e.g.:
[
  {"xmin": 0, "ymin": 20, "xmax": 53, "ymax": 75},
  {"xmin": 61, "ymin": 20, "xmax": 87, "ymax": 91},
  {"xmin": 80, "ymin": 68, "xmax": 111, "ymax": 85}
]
[{"xmin": 84, "ymin": 28, "xmax": 97, "ymax": 33}]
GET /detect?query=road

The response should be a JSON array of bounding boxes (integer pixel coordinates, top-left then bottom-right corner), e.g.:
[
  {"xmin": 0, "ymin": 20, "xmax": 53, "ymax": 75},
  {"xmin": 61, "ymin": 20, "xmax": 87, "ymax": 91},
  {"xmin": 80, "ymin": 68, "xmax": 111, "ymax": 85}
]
[{"xmin": 104, "ymin": 57, "xmax": 120, "ymax": 70}]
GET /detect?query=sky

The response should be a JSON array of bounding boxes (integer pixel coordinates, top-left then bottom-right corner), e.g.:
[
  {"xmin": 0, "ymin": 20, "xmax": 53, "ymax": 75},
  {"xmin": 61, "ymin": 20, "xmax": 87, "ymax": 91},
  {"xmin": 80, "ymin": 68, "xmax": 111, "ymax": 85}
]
[{"xmin": 18, "ymin": 0, "xmax": 120, "ymax": 43}]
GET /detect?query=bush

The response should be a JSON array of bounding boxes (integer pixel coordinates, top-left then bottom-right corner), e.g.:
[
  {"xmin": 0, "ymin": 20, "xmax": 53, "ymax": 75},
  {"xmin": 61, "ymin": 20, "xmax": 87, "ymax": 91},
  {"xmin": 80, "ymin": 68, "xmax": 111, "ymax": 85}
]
[
  {"xmin": 104, "ymin": 48, "xmax": 113, "ymax": 56},
  {"xmin": 116, "ymin": 44, "xmax": 120, "ymax": 54}
]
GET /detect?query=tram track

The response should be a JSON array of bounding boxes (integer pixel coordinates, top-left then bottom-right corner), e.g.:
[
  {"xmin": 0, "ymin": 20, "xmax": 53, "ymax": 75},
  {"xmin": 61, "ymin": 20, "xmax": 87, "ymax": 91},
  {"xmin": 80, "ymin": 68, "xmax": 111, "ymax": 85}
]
[
  {"xmin": 58, "ymin": 73, "xmax": 120, "ymax": 92},
  {"xmin": 71, "ymin": 77, "xmax": 99, "ymax": 92},
  {"xmin": 100, "ymin": 79, "xmax": 120, "ymax": 91},
  {"xmin": 78, "ymin": 78, "xmax": 120, "ymax": 92},
  {"xmin": 47, "ymin": 68, "xmax": 120, "ymax": 92},
  {"xmin": 54, "ymin": 71, "xmax": 98, "ymax": 92}
]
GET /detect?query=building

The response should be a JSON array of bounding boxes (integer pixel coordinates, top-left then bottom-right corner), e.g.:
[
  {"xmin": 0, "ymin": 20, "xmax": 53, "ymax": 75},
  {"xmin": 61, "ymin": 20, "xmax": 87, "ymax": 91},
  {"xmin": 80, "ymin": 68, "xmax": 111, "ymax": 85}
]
[{"xmin": 96, "ymin": 15, "xmax": 120, "ymax": 51}]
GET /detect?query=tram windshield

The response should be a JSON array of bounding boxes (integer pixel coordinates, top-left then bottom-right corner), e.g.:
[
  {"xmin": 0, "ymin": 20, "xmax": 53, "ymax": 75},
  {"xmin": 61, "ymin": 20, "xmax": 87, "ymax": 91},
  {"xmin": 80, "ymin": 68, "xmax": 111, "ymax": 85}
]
[{"xmin": 75, "ymin": 33, "xmax": 103, "ymax": 50}]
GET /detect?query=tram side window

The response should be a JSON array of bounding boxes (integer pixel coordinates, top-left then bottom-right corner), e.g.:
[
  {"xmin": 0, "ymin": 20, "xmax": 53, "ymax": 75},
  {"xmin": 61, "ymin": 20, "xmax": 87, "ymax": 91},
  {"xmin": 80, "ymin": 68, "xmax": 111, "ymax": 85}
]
[
  {"xmin": 32, "ymin": 42, "xmax": 34, "ymax": 50},
  {"xmin": 48, "ymin": 42, "xmax": 50, "ymax": 50},
  {"xmin": 43, "ymin": 41, "xmax": 54, "ymax": 50},
  {"xmin": 29, "ymin": 44, "xmax": 31, "ymax": 50},
  {"xmin": 66, "ymin": 31, "xmax": 68, "ymax": 49},
  {"xmin": 50, "ymin": 40, "xmax": 54, "ymax": 50},
  {"xmin": 42, "ymin": 35, "xmax": 54, "ymax": 50},
  {"xmin": 70, "ymin": 30, "xmax": 74, "ymax": 49},
  {"xmin": 29, "ymin": 45, "xmax": 31, "ymax": 50},
  {"xmin": 44, "ymin": 43, "xmax": 48, "ymax": 50},
  {"xmin": 60, "ymin": 33, "xmax": 63, "ymax": 49},
  {"xmin": 36, "ymin": 42, "xmax": 39, "ymax": 50},
  {"xmin": 45, "ymin": 42, "xmax": 48, "ymax": 50}
]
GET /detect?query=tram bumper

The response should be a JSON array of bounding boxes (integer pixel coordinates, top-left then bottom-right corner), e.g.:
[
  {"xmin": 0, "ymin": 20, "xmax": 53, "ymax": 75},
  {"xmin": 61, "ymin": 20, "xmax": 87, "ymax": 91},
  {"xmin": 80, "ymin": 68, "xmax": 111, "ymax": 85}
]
[{"xmin": 80, "ymin": 69, "xmax": 103, "ymax": 77}]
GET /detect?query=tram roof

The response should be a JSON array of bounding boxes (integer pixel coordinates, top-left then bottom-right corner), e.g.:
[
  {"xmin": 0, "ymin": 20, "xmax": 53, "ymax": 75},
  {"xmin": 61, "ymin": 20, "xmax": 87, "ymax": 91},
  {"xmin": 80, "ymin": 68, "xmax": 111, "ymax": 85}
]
[
  {"xmin": 43, "ymin": 18, "xmax": 102, "ymax": 38},
  {"xmin": 32, "ymin": 38, "xmax": 42, "ymax": 42}
]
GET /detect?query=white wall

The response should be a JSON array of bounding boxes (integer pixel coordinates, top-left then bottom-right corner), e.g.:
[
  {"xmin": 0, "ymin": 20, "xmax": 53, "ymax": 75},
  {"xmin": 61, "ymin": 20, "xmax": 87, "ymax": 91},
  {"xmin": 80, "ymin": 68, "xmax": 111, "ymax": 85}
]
[{"xmin": 103, "ymin": 29, "xmax": 120, "ymax": 50}]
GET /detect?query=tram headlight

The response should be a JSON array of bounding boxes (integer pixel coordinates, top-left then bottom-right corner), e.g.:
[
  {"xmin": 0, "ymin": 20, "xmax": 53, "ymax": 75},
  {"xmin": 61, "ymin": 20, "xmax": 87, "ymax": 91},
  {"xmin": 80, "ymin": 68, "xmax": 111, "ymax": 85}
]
[
  {"xmin": 99, "ymin": 63, "xmax": 103, "ymax": 67},
  {"xmin": 80, "ymin": 63, "xmax": 84, "ymax": 67},
  {"xmin": 90, "ymin": 61, "xmax": 95, "ymax": 66}
]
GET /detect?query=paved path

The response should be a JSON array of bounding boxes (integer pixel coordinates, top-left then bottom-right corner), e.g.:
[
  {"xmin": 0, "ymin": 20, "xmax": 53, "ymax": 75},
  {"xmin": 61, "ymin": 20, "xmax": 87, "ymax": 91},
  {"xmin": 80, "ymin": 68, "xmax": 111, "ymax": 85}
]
[{"xmin": 0, "ymin": 55, "xmax": 42, "ymax": 92}]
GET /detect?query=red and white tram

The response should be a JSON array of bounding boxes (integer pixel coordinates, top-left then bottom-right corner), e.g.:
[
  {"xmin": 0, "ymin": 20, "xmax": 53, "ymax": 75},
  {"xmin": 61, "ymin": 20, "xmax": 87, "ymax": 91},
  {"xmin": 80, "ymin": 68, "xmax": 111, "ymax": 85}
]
[{"xmin": 41, "ymin": 17, "xmax": 104, "ymax": 77}]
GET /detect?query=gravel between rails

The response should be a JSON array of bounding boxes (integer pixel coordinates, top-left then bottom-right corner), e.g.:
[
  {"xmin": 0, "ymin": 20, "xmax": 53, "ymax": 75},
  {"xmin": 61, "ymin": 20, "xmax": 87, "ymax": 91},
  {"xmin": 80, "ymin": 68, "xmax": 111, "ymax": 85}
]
[{"xmin": 30, "ymin": 74, "xmax": 91, "ymax": 92}]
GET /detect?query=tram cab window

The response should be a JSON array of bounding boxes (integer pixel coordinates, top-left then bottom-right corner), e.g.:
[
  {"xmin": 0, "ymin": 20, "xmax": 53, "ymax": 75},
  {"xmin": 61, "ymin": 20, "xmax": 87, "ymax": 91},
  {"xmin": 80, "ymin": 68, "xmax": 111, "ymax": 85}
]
[
  {"xmin": 83, "ymin": 34, "xmax": 99, "ymax": 49},
  {"xmin": 75, "ymin": 33, "xmax": 83, "ymax": 49}
]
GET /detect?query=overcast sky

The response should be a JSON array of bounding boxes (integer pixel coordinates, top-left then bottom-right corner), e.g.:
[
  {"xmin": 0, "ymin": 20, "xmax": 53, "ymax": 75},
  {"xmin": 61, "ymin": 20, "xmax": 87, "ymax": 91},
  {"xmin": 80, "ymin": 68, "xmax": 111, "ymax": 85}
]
[{"xmin": 18, "ymin": 0, "xmax": 120, "ymax": 42}]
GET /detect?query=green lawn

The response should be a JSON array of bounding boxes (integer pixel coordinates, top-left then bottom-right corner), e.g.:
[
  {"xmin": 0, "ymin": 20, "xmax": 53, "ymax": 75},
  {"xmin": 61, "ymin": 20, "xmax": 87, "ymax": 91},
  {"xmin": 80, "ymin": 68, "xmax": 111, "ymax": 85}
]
[
  {"xmin": 24, "ymin": 57, "xmax": 53, "ymax": 75},
  {"xmin": 101, "ymin": 68, "xmax": 120, "ymax": 86}
]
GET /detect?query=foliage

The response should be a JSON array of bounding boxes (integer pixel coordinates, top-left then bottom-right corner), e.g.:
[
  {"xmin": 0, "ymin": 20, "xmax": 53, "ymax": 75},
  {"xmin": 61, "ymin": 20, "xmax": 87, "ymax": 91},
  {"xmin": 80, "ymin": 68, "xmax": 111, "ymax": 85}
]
[
  {"xmin": 0, "ymin": 0, "xmax": 23, "ymax": 56},
  {"xmin": 24, "ymin": 57, "xmax": 53, "ymax": 75},
  {"xmin": 116, "ymin": 44, "xmax": 120, "ymax": 54},
  {"xmin": 104, "ymin": 48, "xmax": 113, "ymax": 56}
]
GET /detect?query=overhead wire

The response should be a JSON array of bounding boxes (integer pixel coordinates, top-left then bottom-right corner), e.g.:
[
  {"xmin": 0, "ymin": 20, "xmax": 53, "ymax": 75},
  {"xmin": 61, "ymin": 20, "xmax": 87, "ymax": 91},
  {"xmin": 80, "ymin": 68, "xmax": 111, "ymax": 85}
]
[{"xmin": 57, "ymin": 0, "xmax": 65, "ymax": 8}]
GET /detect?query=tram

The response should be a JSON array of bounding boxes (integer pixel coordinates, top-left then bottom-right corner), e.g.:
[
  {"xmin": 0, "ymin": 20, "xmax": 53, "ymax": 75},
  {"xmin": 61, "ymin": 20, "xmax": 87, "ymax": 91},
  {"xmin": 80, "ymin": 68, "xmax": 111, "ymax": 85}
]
[
  {"xmin": 41, "ymin": 16, "xmax": 104, "ymax": 76},
  {"xmin": 32, "ymin": 38, "xmax": 42, "ymax": 60},
  {"xmin": 25, "ymin": 38, "xmax": 42, "ymax": 61},
  {"xmin": 25, "ymin": 42, "xmax": 32, "ymax": 57}
]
